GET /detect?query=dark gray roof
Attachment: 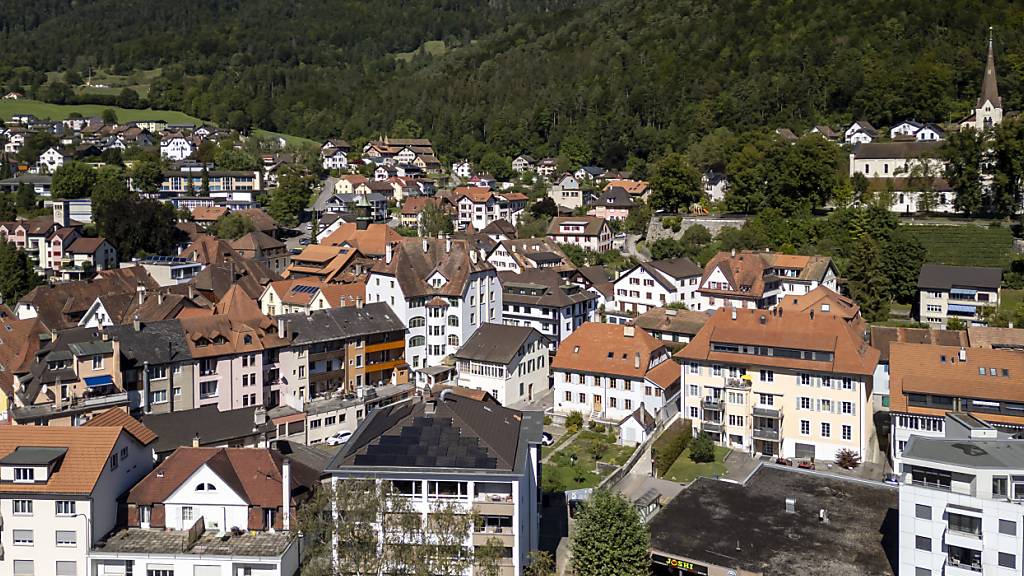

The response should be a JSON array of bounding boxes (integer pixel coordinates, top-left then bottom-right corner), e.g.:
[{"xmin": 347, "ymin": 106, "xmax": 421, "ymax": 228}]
[
  {"xmin": 326, "ymin": 395, "xmax": 542, "ymax": 474},
  {"xmin": 140, "ymin": 405, "xmax": 273, "ymax": 455},
  {"xmin": 917, "ymin": 263, "xmax": 1002, "ymax": 290},
  {"xmin": 648, "ymin": 257, "xmax": 703, "ymax": 280},
  {"xmin": 649, "ymin": 466, "xmax": 897, "ymax": 576},
  {"xmin": 852, "ymin": 140, "xmax": 942, "ymax": 159},
  {"xmin": 277, "ymin": 303, "xmax": 405, "ymax": 345},
  {"xmin": 454, "ymin": 323, "xmax": 543, "ymax": 364},
  {"xmin": 0, "ymin": 446, "xmax": 67, "ymax": 466},
  {"xmin": 592, "ymin": 187, "xmax": 636, "ymax": 208},
  {"xmin": 105, "ymin": 320, "xmax": 191, "ymax": 366},
  {"xmin": 903, "ymin": 436, "xmax": 1024, "ymax": 469},
  {"xmin": 499, "ymin": 269, "xmax": 598, "ymax": 308}
]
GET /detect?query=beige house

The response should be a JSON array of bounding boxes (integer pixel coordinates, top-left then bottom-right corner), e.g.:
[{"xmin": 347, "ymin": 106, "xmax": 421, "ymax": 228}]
[
  {"xmin": 917, "ymin": 264, "xmax": 1002, "ymax": 327},
  {"xmin": 677, "ymin": 306, "xmax": 879, "ymax": 462}
]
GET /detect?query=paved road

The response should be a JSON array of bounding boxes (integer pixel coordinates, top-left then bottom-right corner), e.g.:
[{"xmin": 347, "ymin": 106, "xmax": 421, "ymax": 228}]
[{"xmin": 623, "ymin": 233, "xmax": 649, "ymax": 262}]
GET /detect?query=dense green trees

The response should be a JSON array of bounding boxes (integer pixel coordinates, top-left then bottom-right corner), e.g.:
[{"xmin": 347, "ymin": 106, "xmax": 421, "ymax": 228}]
[
  {"xmin": 0, "ymin": 240, "xmax": 40, "ymax": 305},
  {"xmin": 570, "ymin": 490, "xmax": 650, "ymax": 576},
  {"xmin": 419, "ymin": 202, "xmax": 454, "ymax": 237},
  {"xmin": 648, "ymin": 153, "xmax": 702, "ymax": 213},
  {"xmin": 128, "ymin": 160, "xmax": 163, "ymax": 195},
  {"xmin": 1, "ymin": 1, "xmax": 1018, "ymax": 168},
  {"xmin": 266, "ymin": 173, "xmax": 312, "ymax": 228},
  {"xmin": 209, "ymin": 213, "xmax": 255, "ymax": 240},
  {"xmin": 52, "ymin": 161, "xmax": 96, "ymax": 198}
]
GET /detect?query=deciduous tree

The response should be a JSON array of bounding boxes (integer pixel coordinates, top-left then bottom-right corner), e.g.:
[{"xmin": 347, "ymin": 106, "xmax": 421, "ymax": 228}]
[
  {"xmin": 649, "ymin": 153, "xmax": 702, "ymax": 213},
  {"xmin": 570, "ymin": 490, "xmax": 650, "ymax": 576},
  {"xmin": 52, "ymin": 161, "xmax": 97, "ymax": 198}
]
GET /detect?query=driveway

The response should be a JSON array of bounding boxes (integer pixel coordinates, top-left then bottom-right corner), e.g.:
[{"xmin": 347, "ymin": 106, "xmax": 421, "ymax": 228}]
[{"xmin": 622, "ymin": 233, "xmax": 649, "ymax": 262}]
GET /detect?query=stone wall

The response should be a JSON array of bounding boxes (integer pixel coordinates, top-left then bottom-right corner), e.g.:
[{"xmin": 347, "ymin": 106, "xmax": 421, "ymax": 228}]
[{"xmin": 646, "ymin": 214, "xmax": 749, "ymax": 242}]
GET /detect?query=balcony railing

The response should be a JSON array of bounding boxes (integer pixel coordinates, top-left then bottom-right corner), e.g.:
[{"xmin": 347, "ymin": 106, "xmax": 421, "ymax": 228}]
[
  {"xmin": 725, "ymin": 378, "xmax": 751, "ymax": 390},
  {"xmin": 752, "ymin": 427, "xmax": 780, "ymax": 442},
  {"xmin": 753, "ymin": 406, "xmax": 782, "ymax": 419},
  {"xmin": 701, "ymin": 421, "xmax": 723, "ymax": 434},
  {"xmin": 701, "ymin": 397, "xmax": 723, "ymax": 410}
]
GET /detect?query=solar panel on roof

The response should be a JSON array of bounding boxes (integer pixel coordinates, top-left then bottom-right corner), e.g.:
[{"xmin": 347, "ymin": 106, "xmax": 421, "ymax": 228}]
[{"xmin": 291, "ymin": 284, "xmax": 319, "ymax": 295}]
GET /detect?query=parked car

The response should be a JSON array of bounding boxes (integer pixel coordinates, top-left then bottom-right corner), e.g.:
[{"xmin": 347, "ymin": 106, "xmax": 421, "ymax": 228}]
[
  {"xmin": 299, "ymin": 238, "xmax": 311, "ymax": 245},
  {"xmin": 541, "ymin": 431, "xmax": 554, "ymax": 446},
  {"xmin": 325, "ymin": 431, "xmax": 353, "ymax": 446}
]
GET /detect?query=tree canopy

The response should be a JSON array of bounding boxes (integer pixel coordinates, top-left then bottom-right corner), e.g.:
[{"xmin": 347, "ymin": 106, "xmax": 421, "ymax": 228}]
[{"xmin": 570, "ymin": 490, "xmax": 651, "ymax": 576}]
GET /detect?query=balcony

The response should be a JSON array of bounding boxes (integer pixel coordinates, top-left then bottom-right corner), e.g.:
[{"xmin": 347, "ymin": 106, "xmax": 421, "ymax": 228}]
[
  {"xmin": 753, "ymin": 405, "xmax": 782, "ymax": 419},
  {"xmin": 473, "ymin": 531, "xmax": 515, "ymax": 547},
  {"xmin": 945, "ymin": 527, "xmax": 983, "ymax": 552},
  {"xmin": 701, "ymin": 397, "xmax": 723, "ymax": 411},
  {"xmin": 752, "ymin": 427, "xmax": 780, "ymax": 442},
  {"xmin": 365, "ymin": 340, "xmax": 404, "ymax": 354},
  {"xmin": 726, "ymin": 377, "xmax": 751, "ymax": 390},
  {"xmin": 701, "ymin": 421, "xmax": 723, "ymax": 434}
]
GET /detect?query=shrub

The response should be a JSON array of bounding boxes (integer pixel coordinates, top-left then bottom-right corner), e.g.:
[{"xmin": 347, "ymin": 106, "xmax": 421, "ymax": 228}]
[
  {"xmin": 543, "ymin": 415, "xmax": 552, "ymax": 426},
  {"xmin": 689, "ymin": 432, "xmax": 716, "ymax": 463},
  {"xmin": 653, "ymin": 419, "xmax": 693, "ymax": 476},
  {"xmin": 593, "ymin": 423, "xmax": 606, "ymax": 434},
  {"xmin": 835, "ymin": 448, "xmax": 861, "ymax": 469},
  {"xmin": 566, "ymin": 411, "xmax": 584, "ymax": 434},
  {"xmin": 661, "ymin": 216, "xmax": 681, "ymax": 232}
]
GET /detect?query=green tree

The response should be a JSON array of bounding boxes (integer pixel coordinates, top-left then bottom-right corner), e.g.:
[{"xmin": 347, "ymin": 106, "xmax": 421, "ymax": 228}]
[
  {"xmin": 0, "ymin": 195, "xmax": 16, "ymax": 220},
  {"xmin": 689, "ymin": 432, "xmax": 716, "ymax": 463},
  {"xmin": 419, "ymin": 202, "xmax": 454, "ymax": 237},
  {"xmin": 530, "ymin": 197, "xmax": 558, "ymax": 218},
  {"xmin": 649, "ymin": 153, "xmax": 702, "ymax": 213},
  {"xmin": 0, "ymin": 240, "xmax": 41, "ymax": 305},
  {"xmin": 91, "ymin": 165, "xmax": 131, "ymax": 236},
  {"xmin": 213, "ymin": 146, "xmax": 259, "ymax": 171},
  {"xmin": 649, "ymin": 237, "xmax": 683, "ymax": 260},
  {"xmin": 558, "ymin": 133, "xmax": 592, "ymax": 168},
  {"xmin": 117, "ymin": 87, "xmax": 140, "ymax": 108},
  {"xmin": 947, "ymin": 316, "xmax": 968, "ymax": 330},
  {"xmin": 266, "ymin": 173, "xmax": 311, "ymax": 228},
  {"xmin": 906, "ymin": 158, "xmax": 938, "ymax": 213},
  {"xmin": 943, "ymin": 129, "xmax": 984, "ymax": 215},
  {"xmin": 52, "ymin": 161, "xmax": 97, "ymax": 198},
  {"xmin": 990, "ymin": 120, "xmax": 1024, "ymax": 217},
  {"xmin": 15, "ymin": 183, "xmax": 36, "ymax": 213},
  {"xmin": 622, "ymin": 200, "xmax": 651, "ymax": 236},
  {"xmin": 209, "ymin": 213, "xmax": 255, "ymax": 240},
  {"xmin": 16, "ymin": 131, "xmax": 58, "ymax": 164},
  {"xmin": 524, "ymin": 551, "xmax": 556, "ymax": 576},
  {"xmin": 846, "ymin": 237, "xmax": 891, "ymax": 322},
  {"xmin": 516, "ymin": 211, "xmax": 550, "ymax": 239},
  {"xmin": 101, "ymin": 197, "xmax": 177, "ymax": 257},
  {"xmin": 129, "ymin": 160, "xmax": 163, "ymax": 195},
  {"xmin": 201, "ymin": 166, "xmax": 210, "ymax": 195},
  {"xmin": 570, "ymin": 490, "xmax": 650, "ymax": 576},
  {"xmin": 101, "ymin": 108, "xmax": 118, "ymax": 124},
  {"xmin": 479, "ymin": 150, "xmax": 512, "ymax": 181}
]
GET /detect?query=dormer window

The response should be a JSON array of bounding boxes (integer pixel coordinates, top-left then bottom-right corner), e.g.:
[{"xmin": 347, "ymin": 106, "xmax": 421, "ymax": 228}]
[
  {"xmin": 195, "ymin": 482, "xmax": 217, "ymax": 491},
  {"xmin": 14, "ymin": 467, "xmax": 33, "ymax": 482},
  {"xmin": 244, "ymin": 335, "xmax": 253, "ymax": 345}
]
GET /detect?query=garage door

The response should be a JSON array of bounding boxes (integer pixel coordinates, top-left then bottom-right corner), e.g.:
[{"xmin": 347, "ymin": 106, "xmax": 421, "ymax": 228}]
[{"xmin": 794, "ymin": 443, "xmax": 816, "ymax": 459}]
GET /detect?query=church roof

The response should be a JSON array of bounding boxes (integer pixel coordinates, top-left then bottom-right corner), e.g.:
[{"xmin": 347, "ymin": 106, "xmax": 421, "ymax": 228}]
[{"xmin": 978, "ymin": 35, "xmax": 1002, "ymax": 109}]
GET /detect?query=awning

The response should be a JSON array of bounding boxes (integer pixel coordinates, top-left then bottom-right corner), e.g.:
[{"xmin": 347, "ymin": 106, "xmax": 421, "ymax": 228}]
[
  {"xmin": 950, "ymin": 288, "xmax": 978, "ymax": 296},
  {"xmin": 84, "ymin": 375, "xmax": 114, "ymax": 387},
  {"xmin": 947, "ymin": 304, "xmax": 977, "ymax": 315}
]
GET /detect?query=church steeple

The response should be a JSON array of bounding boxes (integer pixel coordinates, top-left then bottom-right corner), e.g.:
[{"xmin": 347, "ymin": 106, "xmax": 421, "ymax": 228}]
[{"xmin": 978, "ymin": 27, "xmax": 1002, "ymax": 109}]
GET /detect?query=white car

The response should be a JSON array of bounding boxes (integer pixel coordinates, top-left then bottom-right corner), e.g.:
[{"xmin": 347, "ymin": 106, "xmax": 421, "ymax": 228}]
[
  {"xmin": 325, "ymin": 431, "xmax": 353, "ymax": 446},
  {"xmin": 541, "ymin": 432, "xmax": 554, "ymax": 446}
]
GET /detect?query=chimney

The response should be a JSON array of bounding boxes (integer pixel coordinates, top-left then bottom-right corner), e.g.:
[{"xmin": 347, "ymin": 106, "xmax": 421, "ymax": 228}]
[
  {"xmin": 192, "ymin": 433, "xmax": 201, "ymax": 448},
  {"xmin": 356, "ymin": 297, "xmax": 363, "ymax": 309},
  {"xmin": 634, "ymin": 351, "xmax": 641, "ymax": 369},
  {"xmin": 810, "ymin": 309, "xmax": 814, "ymax": 320},
  {"xmin": 137, "ymin": 282, "xmax": 146, "ymax": 305},
  {"xmin": 470, "ymin": 249, "xmax": 478, "ymax": 264},
  {"xmin": 445, "ymin": 236, "xmax": 451, "ymax": 253},
  {"xmin": 731, "ymin": 309, "xmax": 737, "ymax": 321},
  {"xmin": 277, "ymin": 317, "xmax": 286, "ymax": 339},
  {"xmin": 511, "ymin": 244, "xmax": 517, "ymax": 253},
  {"xmin": 759, "ymin": 314, "xmax": 766, "ymax": 325},
  {"xmin": 623, "ymin": 324, "xmax": 635, "ymax": 338},
  {"xmin": 254, "ymin": 406, "xmax": 267, "ymax": 427},
  {"xmin": 731, "ymin": 248, "xmax": 736, "ymax": 257},
  {"xmin": 958, "ymin": 347, "xmax": 967, "ymax": 362},
  {"xmin": 157, "ymin": 292, "xmax": 164, "ymax": 306},
  {"xmin": 385, "ymin": 242, "xmax": 393, "ymax": 264},
  {"xmin": 785, "ymin": 498, "xmax": 796, "ymax": 514},
  {"xmin": 188, "ymin": 284, "xmax": 195, "ymax": 300},
  {"xmin": 133, "ymin": 314, "xmax": 141, "ymax": 332},
  {"xmin": 282, "ymin": 458, "xmax": 291, "ymax": 531},
  {"xmin": 422, "ymin": 238, "xmax": 428, "ymax": 253}
]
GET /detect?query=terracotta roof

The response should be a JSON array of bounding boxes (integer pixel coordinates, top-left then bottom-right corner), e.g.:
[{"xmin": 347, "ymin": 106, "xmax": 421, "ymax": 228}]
[
  {"xmin": 428, "ymin": 385, "xmax": 498, "ymax": 404},
  {"xmin": 889, "ymin": 343, "xmax": 1024, "ymax": 422},
  {"xmin": 322, "ymin": 223, "xmax": 401, "ymax": 258},
  {"xmin": 0, "ymin": 427, "xmax": 125, "ymax": 495},
  {"xmin": 700, "ymin": 251, "xmax": 834, "ymax": 300},
  {"xmin": 129, "ymin": 447, "xmax": 317, "ymax": 508},
  {"xmin": 191, "ymin": 206, "xmax": 229, "ymax": 221},
  {"xmin": 214, "ymin": 284, "xmax": 264, "ymax": 318},
  {"xmin": 236, "ymin": 208, "xmax": 278, "ymax": 233},
  {"xmin": 455, "ymin": 187, "xmax": 494, "ymax": 203},
  {"xmin": 675, "ymin": 307, "xmax": 879, "ymax": 376},
  {"xmin": 645, "ymin": 358, "xmax": 681, "ymax": 390},
  {"xmin": 634, "ymin": 307, "xmax": 711, "ymax": 338},
  {"xmin": 603, "ymin": 179, "xmax": 649, "ymax": 196},
  {"xmin": 18, "ymin": 266, "xmax": 158, "ymax": 330},
  {"xmin": 0, "ymin": 317, "xmax": 47, "ymax": 396},
  {"xmin": 319, "ymin": 282, "xmax": 365, "ymax": 307},
  {"xmin": 968, "ymin": 326, "xmax": 1024, "ymax": 350},
  {"xmin": 553, "ymin": 322, "xmax": 668, "ymax": 379},
  {"xmin": 231, "ymin": 230, "xmax": 284, "ymax": 254},
  {"xmin": 84, "ymin": 407, "xmax": 158, "ymax": 446},
  {"xmin": 180, "ymin": 235, "xmax": 242, "ymax": 265},
  {"xmin": 780, "ymin": 286, "xmax": 860, "ymax": 322},
  {"xmin": 401, "ymin": 196, "xmax": 443, "ymax": 215}
]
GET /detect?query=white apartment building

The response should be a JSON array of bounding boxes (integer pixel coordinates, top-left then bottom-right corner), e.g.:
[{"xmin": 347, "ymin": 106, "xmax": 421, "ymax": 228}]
[
  {"xmin": 456, "ymin": 189, "xmax": 524, "ymax": 231},
  {"xmin": 677, "ymin": 307, "xmax": 879, "ymax": 461},
  {"xmin": 608, "ymin": 258, "xmax": 704, "ymax": 322},
  {"xmin": 455, "ymin": 323, "xmax": 550, "ymax": 406},
  {"xmin": 546, "ymin": 216, "xmax": 612, "ymax": 253},
  {"xmin": 499, "ymin": 269, "xmax": 598, "ymax": 348},
  {"xmin": 366, "ymin": 238, "xmax": 501, "ymax": 379},
  {"xmin": 698, "ymin": 250, "xmax": 838, "ymax": 310},
  {"xmin": 38, "ymin": 147, "xmax": 67, "ymax": 173},
  {"xmin": 552, "ymin": 323, "xmax": 677, "ymax": 422},
  {"xmin": 0, "ymin": 415, "xmax": 155, "ymax": 576},
  {"xmin": 917, "ymin": 264, "xmax": 1002, "ymax": 328},
  {"xmin": 899, "ymin": 414, "xmax": 1024, "ymax": 576},
  {"xmin": 323, "ymin": 393, "xmax": 543, "ymax": 576}
]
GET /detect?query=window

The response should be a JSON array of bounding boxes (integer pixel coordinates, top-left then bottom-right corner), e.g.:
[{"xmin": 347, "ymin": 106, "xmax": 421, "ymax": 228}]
[
  {"xmin": 712, "ymin": 365, "xmax": 721, "ymax": 376},
  {"xmin": 150, "ymin": 389, "xmax": 168, "ymax": 404},
  {"xmin": 13, "ymin": 529, "xmax": 33, "ymax": 545},
  {"xmin": 56, "ymin": 561, "xmax": 77, "ymax": 576},
  {"xmin": 14, "ymin": 467, "xmax": 34, "ymax": 481},
  {"xmin": 624, "ymin": 399, "xmax": 632, "ymax": 410},
  {"xmin": 994, "ymin": 476, "xmax": 1009, "ymax": 498},
  {"xmin": 1000, "ymin": 519, "xmax": 1016, "ymax": 535},
  {"xmin": 915, "ymin": 569, "xmax": 930, "ymax": 576},
  {"xmin": 265, "ymin": 508, "xmax": 276, "ymax": 529},
  {"xmin": 842, "ymin": 425, "xmax": 852, "ymax": 441},
  {"xmin": 110, "ymin": 452, "xmax": 119, "ymax": 470},
  {"xmin": 13, "ymin": 499, "xmax": 32, "ymax": 515},
  {"xmin": 688, "ymin": 362, "xmax": 699, "ymax": 374},
  {"xmin": 148, "ymin": 366, "xmax": 167, "ymax": 380},
  {"xmin": 13, "ymin": 560, "xmax": 33, "ymax": 576},
  {"xmin": 821, "ymin": 422, "xmax": 831, "ymax": 437},
  {"xmin": 690, "ymin": 407, "xmax": 699, "ymax": 418},
  {"xmin": 841, "ymin": 377, "xmax": 853, "ymax": 390},
  {"xmin": 915, "ymin": 504, "xmax": 930, "ymax": 520},
  {"xmin": 688, "ymin": 385, "xmax": 699, "ymax": 396},
  {"xmin": 140, "ymin": 505, "xmax": 151, "ymax": 524},
  {"xmin": 841, "ymin": 401, "xmax": 853, "ymax": 415},
  {"xmin": 915, "ymin": 535, "xmax": 930, "ymax": 551},
  {"xmin": 799, "ymin": 373, "xmax": 811, "ymax": 386},
  {"xmin": 609, "ymin": 397, "xmax": 618, "ymax": 408},
  {"xmin": 800, "ymin": 420, "xmax": 810, "ymax": 435},
  {"xmin": 195, "ymin": 482, "xmax": 217, "ymax": 492},
  {"xmin": 56, "ymin": 530, "xmax": 77, "ymax": 546},
  {"xmin": 148, "ymin": 570, "xmax": 174, "ymax": 576},
  {"xmin": 92, "ymin": 355, "xmax": 103, "ymax": 369},
  {"xmin": 56, "ymin": 500, "xmax": 76, "ymax": 515},
  {"xmin": 760, "ymin": 369, "xmax": 773, "ymax": 382},
  {"xmin": 729, "ymin": 415, "xmax": 744, "ymax": 426},
  {"xmin": 182, "ymin": 506, "xmax": 194, "ymax": 522},
  {"xmin": 1000, "ymin": 553, "xmax": 1016, "ymax": 569},
  {"xmin": 948, "ymin": 513, "xmax": 981, "ymax": 535},
  {"xmin": 578, "ymin": 393, "xmax": 586, "ymax": 403},
  {"xmin": 799, "ymin": 397, "xmax": 811, "ymax": 410},
  {"xmin": 200, "ymin": 380, "xmax": 218, "ymax": 398}
]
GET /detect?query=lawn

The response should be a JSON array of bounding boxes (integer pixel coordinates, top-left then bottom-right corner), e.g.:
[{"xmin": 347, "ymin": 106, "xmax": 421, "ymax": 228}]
[
  {"xmin": 663, "ymin": 445, "xmax": 730, "ymax": 484},
  {"xmin": 904, "ymin": 224, "xmax": 1013, "ymax": 268},
  {"xmin": 543, "ymin": 430, "xmax": 635, "ymax": 491},
  {"xmin": 540, "ymin": 430, "xmax": 574, "ymax": 460},
  {"xmin": 0, "ymin": 99, "xmax": 317, "ymax": 148},
  {"xmin": 394, "ymin": 40, "xmax": 447, "ymax": 62},
  {"xmin": 999, "ymin": 288, "xmax": 1024, "ymax": 315}
]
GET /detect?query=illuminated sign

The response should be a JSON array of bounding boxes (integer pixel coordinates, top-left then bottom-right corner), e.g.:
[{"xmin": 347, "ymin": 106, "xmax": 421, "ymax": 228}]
[{"xmin": 652, "ymin": 553, "xmax": 710, "ymax": 576}]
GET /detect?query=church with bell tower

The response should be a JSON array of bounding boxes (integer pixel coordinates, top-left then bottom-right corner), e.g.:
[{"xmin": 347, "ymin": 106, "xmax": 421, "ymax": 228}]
[{"xmin": 961, "ymin": 29, "xmax": 1004, "ymax": 131}]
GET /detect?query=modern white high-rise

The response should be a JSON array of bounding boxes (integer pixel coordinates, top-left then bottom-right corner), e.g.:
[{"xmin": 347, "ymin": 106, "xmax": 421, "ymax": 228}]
[{"xmin": 899, "ymin": 413, "xmax": 1024, "ymax": 576}]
